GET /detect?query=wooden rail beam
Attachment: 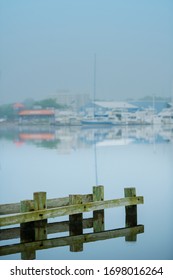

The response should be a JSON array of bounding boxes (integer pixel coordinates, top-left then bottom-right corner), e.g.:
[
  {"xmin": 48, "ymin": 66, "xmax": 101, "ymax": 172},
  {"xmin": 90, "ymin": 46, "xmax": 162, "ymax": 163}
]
[
  {"xmin": 0, "ymin": 195, "xmax": 93, "ymax": 215},
  {"xmin": 0, "ymin": 196, "xmax": 143, "ymax": 227}
]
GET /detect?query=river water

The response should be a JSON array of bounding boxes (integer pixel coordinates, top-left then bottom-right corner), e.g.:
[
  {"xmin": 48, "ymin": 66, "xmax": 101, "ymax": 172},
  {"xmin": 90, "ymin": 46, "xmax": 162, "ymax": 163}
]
[{"xmin": 0, "ymin": 124, "xmax": 173, "ymax": 260}]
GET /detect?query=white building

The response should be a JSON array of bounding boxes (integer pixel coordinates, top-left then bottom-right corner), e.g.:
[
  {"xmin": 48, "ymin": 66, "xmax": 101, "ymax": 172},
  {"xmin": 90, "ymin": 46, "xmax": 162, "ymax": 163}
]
[
  {"xmin": 51, "ymin": 93, "xmax": 90, "ymax": 110},
  {"xmin": 94, "ymin": 101, "xmax": 138, "ymax": 112}
]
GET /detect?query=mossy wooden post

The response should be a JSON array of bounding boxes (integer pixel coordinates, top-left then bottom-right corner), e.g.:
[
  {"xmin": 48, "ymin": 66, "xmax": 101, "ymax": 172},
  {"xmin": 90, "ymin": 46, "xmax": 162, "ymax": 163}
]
[
  {"xmin": 69, "ymin": 194, "xmax": 83, "ymax": 252},
  {"xmin": 20, "ymin": 200, "xmax": 35, "ymax": 260},
  {"xmin": 33, "ymin": 192, "xmax": 47, "ymax": 241},
  {"xmin": 124, "ymin": 188, "xmax": 137, "ymax": 241},
  {"xmin": 93, "ymin": 186, "xmax": 104, "ymax": 232}
]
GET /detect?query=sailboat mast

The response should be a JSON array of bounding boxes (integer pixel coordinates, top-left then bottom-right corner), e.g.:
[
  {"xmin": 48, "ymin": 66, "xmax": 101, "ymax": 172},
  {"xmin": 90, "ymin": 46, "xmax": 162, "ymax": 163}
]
[
  {"xmin": 93, "ymin": 53, "xmax": 96, "ymax": 117},
  {"xmin": 93, "ymin": 54, "xmax": 98, "ymax": 186},
  {"xmin": 94, "ymin": 140, "xmax": 98, "ymax": 186}
]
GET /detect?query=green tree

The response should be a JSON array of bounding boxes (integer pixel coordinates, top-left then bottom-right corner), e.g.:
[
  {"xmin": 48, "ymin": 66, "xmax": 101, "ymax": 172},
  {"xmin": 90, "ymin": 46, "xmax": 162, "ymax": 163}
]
[
  {"xmin": 34, "ymin": 98, "xmax": 66, "ymax": 109},
  {"xmin": 0, "ymin": 104, "xmax": 16, "ymax": 120}
]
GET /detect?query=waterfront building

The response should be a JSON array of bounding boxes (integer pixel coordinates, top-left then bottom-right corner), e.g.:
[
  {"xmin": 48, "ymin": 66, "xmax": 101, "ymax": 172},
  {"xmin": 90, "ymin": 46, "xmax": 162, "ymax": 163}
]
[{"xmin": 18, "ymin": 109, "xmax": 55, "ymax": 124}]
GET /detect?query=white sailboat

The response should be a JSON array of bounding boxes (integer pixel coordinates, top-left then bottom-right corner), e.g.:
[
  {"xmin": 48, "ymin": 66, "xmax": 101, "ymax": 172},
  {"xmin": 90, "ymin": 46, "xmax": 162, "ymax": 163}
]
[{"xmin": 157, "ymin": 106, "xmax": 173, "ymax": 124}]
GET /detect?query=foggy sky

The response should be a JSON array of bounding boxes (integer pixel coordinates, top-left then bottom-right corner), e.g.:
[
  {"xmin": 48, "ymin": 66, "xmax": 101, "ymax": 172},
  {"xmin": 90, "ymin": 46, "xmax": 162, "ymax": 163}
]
[{"xmin": 0, "ymin": 0, "xmax": 173, "ymax": 105}]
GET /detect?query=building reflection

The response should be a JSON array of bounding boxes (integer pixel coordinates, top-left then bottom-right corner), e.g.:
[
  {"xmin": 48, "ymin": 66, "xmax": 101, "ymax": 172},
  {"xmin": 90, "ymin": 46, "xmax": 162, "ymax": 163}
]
[{"xmin": 0, "ymin": 125, "xmax": 172, "ymax": 152}]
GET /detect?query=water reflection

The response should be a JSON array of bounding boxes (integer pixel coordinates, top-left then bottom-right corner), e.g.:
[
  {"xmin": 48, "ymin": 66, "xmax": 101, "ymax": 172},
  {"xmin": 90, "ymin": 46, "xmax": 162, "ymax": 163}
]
[
  {"xmin": 0, "ymin": 124, "xmax": 172, "ymax": 260},
  {"xmin": 0, "ymin": 125, "xmax": 172, "ymax": 151},
  {"xmin": 0, "ymin": 186, "xmax": 144, "ymax": 260},
  {"xmin": 0, "ymin": 223, "xmax": 144, "ymax": 260}
]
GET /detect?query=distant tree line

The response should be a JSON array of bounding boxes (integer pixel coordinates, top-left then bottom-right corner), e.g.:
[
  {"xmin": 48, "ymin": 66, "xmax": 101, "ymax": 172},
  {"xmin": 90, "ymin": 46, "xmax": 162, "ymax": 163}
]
[
  {"xmin": 0, "ymin": 98, "xmax": 67, "ymax": 120},
  {"xmin": 0, "ymin": 104, "xmax": 16, "ymax": 120},
  {"xmin": 33, "ymin": 98, "xmax": 66, "ymax": 109}
]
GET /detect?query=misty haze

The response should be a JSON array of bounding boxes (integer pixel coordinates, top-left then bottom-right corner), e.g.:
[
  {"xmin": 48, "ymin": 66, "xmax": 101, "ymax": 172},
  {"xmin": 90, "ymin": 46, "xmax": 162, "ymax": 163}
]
[{"xmin": 0, "ymin": 0, "xmax": 173, "ymax": 262}]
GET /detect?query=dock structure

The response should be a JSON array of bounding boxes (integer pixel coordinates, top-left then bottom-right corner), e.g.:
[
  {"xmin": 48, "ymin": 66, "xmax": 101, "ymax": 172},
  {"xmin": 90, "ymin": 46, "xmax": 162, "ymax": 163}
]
[{"xmin": 0, "ymin": 186, "xmax": 144, "ymax": 259}]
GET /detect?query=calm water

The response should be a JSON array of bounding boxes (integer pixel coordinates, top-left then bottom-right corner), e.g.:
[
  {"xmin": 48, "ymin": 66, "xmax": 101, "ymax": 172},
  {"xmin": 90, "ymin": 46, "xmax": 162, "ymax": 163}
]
[{"xmin": 0, "ymin": 125, "xmax": 173, "ymax": 260}]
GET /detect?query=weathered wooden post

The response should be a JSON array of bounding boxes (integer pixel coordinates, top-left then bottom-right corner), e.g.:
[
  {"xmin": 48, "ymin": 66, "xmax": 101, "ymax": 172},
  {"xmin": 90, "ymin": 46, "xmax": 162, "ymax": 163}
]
[
  {"xmin": 20, "ymin": 192, "xmax": 47, "ymax": 260},
  {"xmin": 20, "ymin": 200, "xmax": 35, "ymax": 260},
  {"xmin": 93, "ymin": 186, "xmax": 104, "ymax": 232},
  {"xmin": 33, "ymin": 192, "xmax": 47, "ymax": 241},
  {"xmin": 69, "ymin": 195, "xmax": 83, "ymax": 252},
  {"xmin": 124, "ymin": 188, "xmax": 137, "ymax": 241}
]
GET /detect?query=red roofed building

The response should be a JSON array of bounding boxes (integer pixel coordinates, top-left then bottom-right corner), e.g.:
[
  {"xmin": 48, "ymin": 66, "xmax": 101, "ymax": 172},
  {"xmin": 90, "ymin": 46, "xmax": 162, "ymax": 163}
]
[{"xmin": 18, "ymin": 109, "xmax": 55, "ymax": 124}]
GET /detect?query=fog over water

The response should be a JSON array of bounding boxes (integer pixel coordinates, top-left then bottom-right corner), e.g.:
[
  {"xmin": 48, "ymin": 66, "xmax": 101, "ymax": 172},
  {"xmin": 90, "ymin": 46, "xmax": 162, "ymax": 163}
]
[
  {"xmin": 0, "ymin": 0, "xmax": 173, "ymax": 104},
  {"xmin": 0, "ymin": 0, "xmax": 173, "ymax": 262},
  {"xmin": 0, "ymin": 126, "xmax": 173, "ymax": 259}
]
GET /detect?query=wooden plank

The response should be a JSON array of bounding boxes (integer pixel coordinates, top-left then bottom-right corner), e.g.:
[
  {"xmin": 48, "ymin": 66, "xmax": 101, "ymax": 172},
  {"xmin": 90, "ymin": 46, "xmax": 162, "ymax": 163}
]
[
  {"xmin": 0, "ymin": 203, "xmax": 21, "ymax": 215},
  {"xmin": 0, "ymin": 195, "xmax": 93, "ymax": 215},
  {"xmin": 0, "ymin": 225, "xmax": 144, "ymax": 257},
  {"xmin": 0, "ymin": 218, "xmax": 93, "ymax": 241},
  {"xmin": 0, "ymin": 196, "xmax": 144, "ymax": 227},
  {"xmin": 0, "ymin": 198, "xmax": 68, "ymax": 215},
  {"xmin": 0, "ymin": 227, "xmax": 20, "ymax": 241}
]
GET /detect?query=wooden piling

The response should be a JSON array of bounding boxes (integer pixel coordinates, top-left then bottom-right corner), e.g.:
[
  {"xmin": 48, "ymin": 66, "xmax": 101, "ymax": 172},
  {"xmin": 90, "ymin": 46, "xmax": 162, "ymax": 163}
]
[
  {"xmin": 93, "ymin": 186, "xmax": 104, "ymax": 232},
  {"xmin": 124, "ymin": 188, "xmax": 137, "ymax": 241},
  {"xmin": 20, "ymin": 192, "xmax": 47, "ymax": 259},
  {"xmin": 20, "ymin": 200, "xmax": 35, "ymax": 260},
  {"xmin": 34, "ymin": 192, "xmax": 47, "ymax": 211},
  {"xmin": 0, "ymin": 187, "xmax": 144, "ymax": 259},
  {"xmin": 69, "ymin": 195, "xmax": 83, "ymax": 252},
  {"xmin": 33, "ymin": 192, "xmax": 47, "ymax": 241}
]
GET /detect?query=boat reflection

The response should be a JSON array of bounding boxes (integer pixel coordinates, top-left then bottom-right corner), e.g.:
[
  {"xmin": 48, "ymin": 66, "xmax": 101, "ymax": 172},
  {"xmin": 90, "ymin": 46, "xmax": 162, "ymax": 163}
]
[{"xmin": 0, "ymin": 125, "xmax": 172, "ymax": 152}]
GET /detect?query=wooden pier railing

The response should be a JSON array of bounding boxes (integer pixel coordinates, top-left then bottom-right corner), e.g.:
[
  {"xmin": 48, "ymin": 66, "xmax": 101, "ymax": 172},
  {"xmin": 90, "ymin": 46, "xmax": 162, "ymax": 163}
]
[{"xmin": 0, "ymin": 186, "xmax": 144, "ymax": 259}]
